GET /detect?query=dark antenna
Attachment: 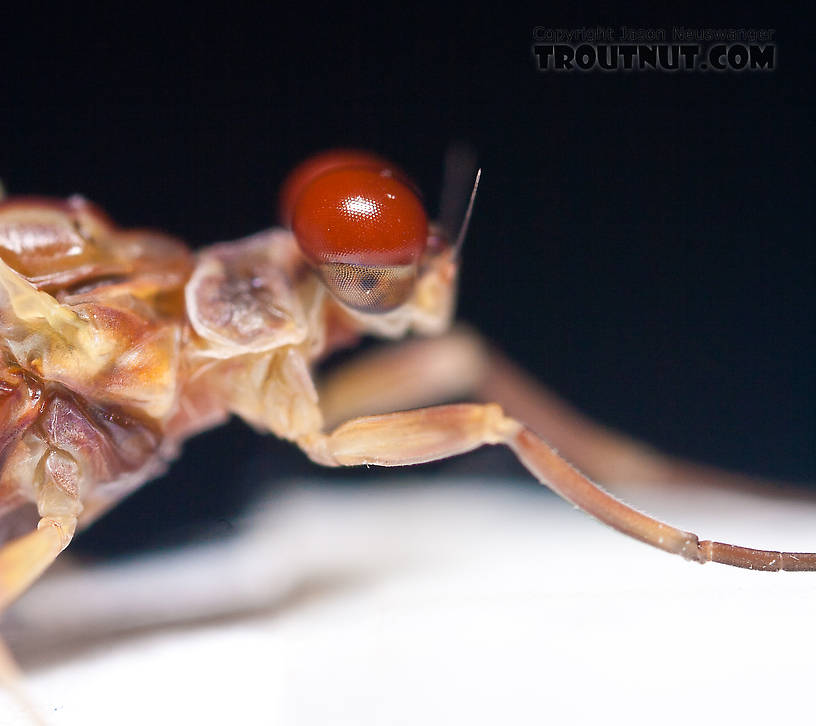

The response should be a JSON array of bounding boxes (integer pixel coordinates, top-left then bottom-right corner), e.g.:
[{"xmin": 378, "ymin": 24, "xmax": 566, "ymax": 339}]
[
  {"xmin": 438, "ymin": 143, "xmax": 481, "ymax": 257},
  {"xmin": 451, "ymin": 167, "xmax": 481, "ymax": 258}
]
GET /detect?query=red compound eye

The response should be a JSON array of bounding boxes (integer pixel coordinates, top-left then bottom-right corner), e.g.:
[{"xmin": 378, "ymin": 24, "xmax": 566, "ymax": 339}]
[
  {"xmin": 288, "ymin": 161, "xmax": 428, "ymax": 312},
  {"xmin": 282, "ymin": 160, "xmax": 428, "ymax": 312},
  {"xmin": 292, "ymin": 167, "xmax": 427, "ymax": 267},
  {"xmin": 279, "ymin": 149, "xmax": 396, "ymax": 227}
]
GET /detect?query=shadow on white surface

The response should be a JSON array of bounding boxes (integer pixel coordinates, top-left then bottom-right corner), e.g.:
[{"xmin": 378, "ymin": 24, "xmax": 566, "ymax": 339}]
[{"xmin": 2, "ymin": 477, "xmax": 815, "ymax": 725}]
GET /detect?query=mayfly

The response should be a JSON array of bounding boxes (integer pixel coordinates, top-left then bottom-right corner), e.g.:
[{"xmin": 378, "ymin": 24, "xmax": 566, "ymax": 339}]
[{"xmin": 0, "ymin": 148, "xmax": 814, "ymax": 619}]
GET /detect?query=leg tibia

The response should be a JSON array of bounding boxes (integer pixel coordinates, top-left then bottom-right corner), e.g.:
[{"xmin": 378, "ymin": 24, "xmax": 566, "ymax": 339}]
[
  {"xmin": 508, "ymin": 427, "xmax": 702, "ymax": 561},
  {"xmin": 697, "ymin": 541, "xmax": 816, "ymax": 571},
  {"xmin": 509, "ymin": 427, "xmax": 816, "ymax": 570}
]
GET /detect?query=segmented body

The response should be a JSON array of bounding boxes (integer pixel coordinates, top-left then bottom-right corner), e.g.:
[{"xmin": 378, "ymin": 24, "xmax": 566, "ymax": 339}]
[{"xmin": 0, "ymin": 196, "xmax": 446, "ymax": 546}]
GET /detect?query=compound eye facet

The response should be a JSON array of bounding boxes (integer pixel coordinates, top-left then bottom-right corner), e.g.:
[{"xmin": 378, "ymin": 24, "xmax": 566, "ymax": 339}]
[
  {"xmin": 291, "ymin": 165, "xmax": 428, "ymax": 313},
  {"xmin": 278, "ymin": 149, "xmax": 396, "ymax": 227}
]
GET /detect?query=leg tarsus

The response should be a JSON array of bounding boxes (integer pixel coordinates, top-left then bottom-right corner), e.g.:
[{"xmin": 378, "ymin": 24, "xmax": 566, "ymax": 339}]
[{"xmin": 696, "ymin": 540, "xmax": 816, "ymax": 571}]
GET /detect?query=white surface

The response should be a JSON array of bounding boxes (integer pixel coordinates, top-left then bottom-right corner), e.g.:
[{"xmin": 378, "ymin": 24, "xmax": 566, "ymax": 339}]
[{"xmin": 2, "ymin": 477, "xmax": 816, "ymax": 725}]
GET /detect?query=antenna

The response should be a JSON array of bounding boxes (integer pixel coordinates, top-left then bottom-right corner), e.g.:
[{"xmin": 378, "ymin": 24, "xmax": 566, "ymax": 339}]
[
  {"xmin": 452, "ymin": 167, "xmax": 481, "ymax": 258},
  {"xmin": 438, "ymin": 143, "xmax": 481, "ymax": 257}
]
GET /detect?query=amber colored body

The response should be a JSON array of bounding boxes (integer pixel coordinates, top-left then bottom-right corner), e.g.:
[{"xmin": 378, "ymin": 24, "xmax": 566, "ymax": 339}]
[
  {"xmin": 0, "ymin": 195, "xmax": 426, "ymax": 543},
  {"xmin": 0, "ymin": 197, "xmax": 188, "ymax": 538},
  {"xmin": 0, "ymin": 167, "xmax": 463, "ymax": 553},
  {"xmin": 1, "ymin": 155, "xmax": 814, "ymax": 622}
]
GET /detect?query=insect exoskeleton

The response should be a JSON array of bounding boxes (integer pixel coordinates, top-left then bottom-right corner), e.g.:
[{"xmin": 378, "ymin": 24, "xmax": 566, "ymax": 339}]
[{"xmin": 2, "ymin": 146, "xmax": 815, "ymax": 634}]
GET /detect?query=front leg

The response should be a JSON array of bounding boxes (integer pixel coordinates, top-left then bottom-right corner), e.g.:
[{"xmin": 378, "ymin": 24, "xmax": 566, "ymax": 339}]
[
  {"xmin": 299, "ymin": 403, "xmax": 816, "ymax": 571},
  {"xmin": 0, "ymin": 478, "xmax": 78, "ymax": 611},
  {"xmin": 318, "ymin": 327, "xmax": 784, "ymax": 491}
]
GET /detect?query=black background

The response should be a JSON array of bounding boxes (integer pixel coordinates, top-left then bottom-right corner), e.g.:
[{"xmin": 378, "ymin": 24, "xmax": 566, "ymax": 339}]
[{"xmin": 1, "ymin": 7, "xmax": 813, "ymax": 555}]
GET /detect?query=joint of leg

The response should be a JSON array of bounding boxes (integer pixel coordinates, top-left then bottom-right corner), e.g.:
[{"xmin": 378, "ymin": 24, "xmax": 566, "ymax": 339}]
[
  {"xmin": 679, "ymin": 533, "xmax": 706, "ymax": 564},
  {"xmin": 297, "ymin": 434, "xmax": 339, "ymax": 467},
  {"xmin": 489, "ymin": 407, "xmax": 523, "ymax": 443},
  {"xmin": 37, "ymin": 516, "xmax": 77, "ymax": 551}
]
